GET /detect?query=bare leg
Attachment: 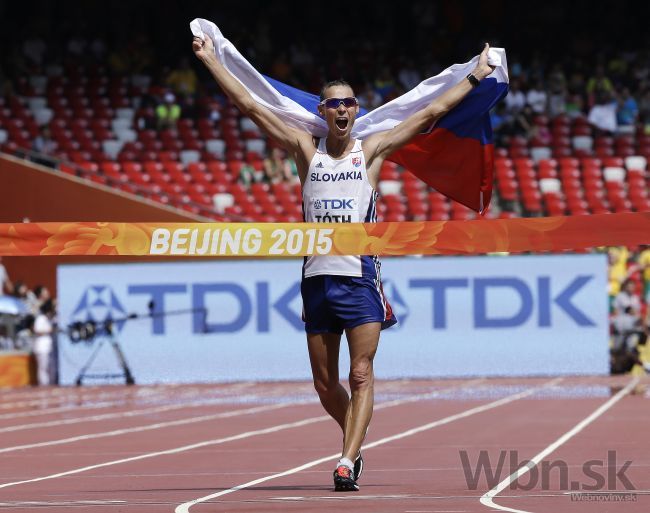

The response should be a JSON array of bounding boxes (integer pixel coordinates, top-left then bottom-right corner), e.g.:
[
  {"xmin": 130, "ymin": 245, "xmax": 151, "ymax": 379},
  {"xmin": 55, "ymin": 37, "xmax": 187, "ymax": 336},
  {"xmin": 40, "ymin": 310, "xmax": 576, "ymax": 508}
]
[
  {"xmin": 342, "ymin": 322, "xmax": 380, "ymax": 461},
  {"xmin": 307, "ymin": 332, "xmax": 349, "ymax": 431}
]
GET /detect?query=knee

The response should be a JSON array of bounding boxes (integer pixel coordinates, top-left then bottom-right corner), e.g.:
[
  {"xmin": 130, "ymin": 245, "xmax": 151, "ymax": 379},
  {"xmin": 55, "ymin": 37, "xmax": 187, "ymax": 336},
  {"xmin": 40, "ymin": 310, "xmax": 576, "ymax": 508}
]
[
  {"xmin": 313, "ymin": 378, "xmax": 339, "ymax": 399},
  {"xmin": 349, "ymin": 359, "xmax": 374, "ymax": 391}
]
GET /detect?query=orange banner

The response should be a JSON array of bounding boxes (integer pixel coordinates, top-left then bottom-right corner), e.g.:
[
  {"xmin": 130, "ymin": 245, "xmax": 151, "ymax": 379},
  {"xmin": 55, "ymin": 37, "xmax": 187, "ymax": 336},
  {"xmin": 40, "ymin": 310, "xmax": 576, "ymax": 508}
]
[{"xmin": 1, "ymin": 213, "xmax": 649, "ymax": 256}]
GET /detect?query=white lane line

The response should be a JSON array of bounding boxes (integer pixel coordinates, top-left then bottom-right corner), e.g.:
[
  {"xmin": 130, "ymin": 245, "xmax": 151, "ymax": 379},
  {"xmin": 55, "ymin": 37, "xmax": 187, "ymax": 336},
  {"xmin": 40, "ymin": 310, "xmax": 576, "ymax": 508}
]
[
  {"xmin": 0, "ymin": 396, "xmax": 282, "ymax": 434},
  {"xmin": 1, "ymin": 379, "xmax": 485, "ymax": 448},
  {"xmin": 0, "ymin": 500, "xmax": 127, "ymax": 506},
  {"xmin": 0, "ymin": 389, "xmax": 221, "ymax": 421},
  {"xmin": 0, "ymin": 402, "xmax": 300, "ymax": 454},
  {"xmin": 479, "ymin": 376, "xmax": 640, "ymax": 513},
  {"xmin": 0, "ymin": 379, "xmax": 482, "ymax": 489},
  {"xmin": 0, "ymin": 383, "xmax": 259, "ymax": 419},
  {"xmin": 0, "ymin": 387, "xmax": 171, "ymax": 410},
  {"xmin": 174, "ymin": 378, "xmax": 561, "ymax": 513}
]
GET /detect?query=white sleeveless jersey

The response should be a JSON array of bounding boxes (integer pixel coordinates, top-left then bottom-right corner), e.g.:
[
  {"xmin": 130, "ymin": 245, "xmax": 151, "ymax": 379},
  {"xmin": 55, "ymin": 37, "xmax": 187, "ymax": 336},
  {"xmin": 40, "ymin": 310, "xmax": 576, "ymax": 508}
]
[{"xmin": 302, "ymin": 138, "xmax": 379, "ymax": 278}]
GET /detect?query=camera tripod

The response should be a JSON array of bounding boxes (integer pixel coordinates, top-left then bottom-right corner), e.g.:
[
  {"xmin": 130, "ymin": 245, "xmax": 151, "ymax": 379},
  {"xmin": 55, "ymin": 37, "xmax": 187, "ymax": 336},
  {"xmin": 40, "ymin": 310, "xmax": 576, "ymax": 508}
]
[{"xmin": 74, "ymin": 333, "xmax": 135, "ymax": 386}]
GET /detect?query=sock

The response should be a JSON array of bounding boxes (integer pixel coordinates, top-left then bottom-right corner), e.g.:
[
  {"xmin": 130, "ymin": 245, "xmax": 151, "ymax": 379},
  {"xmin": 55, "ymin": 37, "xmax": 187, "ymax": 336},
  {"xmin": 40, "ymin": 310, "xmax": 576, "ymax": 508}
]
[{"xmin": 337, "ymin": 457, "xmax": 355, "ymax": 471}]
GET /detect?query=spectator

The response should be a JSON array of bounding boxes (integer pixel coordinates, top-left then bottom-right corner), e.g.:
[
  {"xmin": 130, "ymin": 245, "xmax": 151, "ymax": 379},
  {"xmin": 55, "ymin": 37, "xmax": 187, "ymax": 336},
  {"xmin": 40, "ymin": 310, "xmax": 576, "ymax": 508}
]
[
  {"xmin": 238, "ymin": 162, "xmax": 261, "ymax": 185},
  {"xmin": 613, "ymin": 279, "xmax": 642, "ymax": 317},
  {"xmin": 156, "ymin": 92, "xmax": 181, "ymax": 131},
  {"xmin": 22, "ymin": 34, "xmax": 46, "ymax": 67},
  {"xmin": 32, "ymin": 299, "xmax": 55, "ymax": 386},
  {"xmin": 27, "ymin": 285, "xmax": 50, "ymax": 316},
  {"xmin": 32, "ymin": 126, "xmax": 56, "ymax": 155},
  {"xmin": 398, "ymin": 58, "xmax": 422, "ymax": 92},
  {"xmin": 588, "ymin": 91, "xmax": 617, "ymax": 133},
  {"xmin": 504, "ymin": 78, "xmax": 526, "ymax": 113},
  {"xmin": 12, "ymin": 281, "xmax": 33, "ymax": 309},
  {"xmin": 0, "ymin": 257, "xmax": 13, "ymax": 295},
  {"xmin": 611, "ymin": 306, "xmax": 644, "ymax": 351},
  {"xmin": 526, "ymin": 79, "xmax": 547, "ymax": 114},
  {"xmin": 617, "ymin": 87, "xmax": 638, "ymax": 128},
  {"xmin": 638, "ymin": 245, "xmax": 650, "ymax": 305},
  {"xmin": 586, "ymin": 65, "xmax": 614, "ymax": 107},
  {"xmin": 547, "ymin": 64, "xmax": 568, "ymax": 117},
  {"xmin": 167, "ymin": 57, "xmax": 199, "ymax": 96},
  {"xmin": 357, "ymin": 83, "xmax": 383, "ymax": 110},
  {"xmin": 263, "ymin": 147, "xmax": 292, "ymax": 184}
]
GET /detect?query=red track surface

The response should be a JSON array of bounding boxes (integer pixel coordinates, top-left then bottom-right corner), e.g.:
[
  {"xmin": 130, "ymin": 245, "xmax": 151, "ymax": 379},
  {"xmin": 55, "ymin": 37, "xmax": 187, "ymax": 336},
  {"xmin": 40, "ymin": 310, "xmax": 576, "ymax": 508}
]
[{"xmin": 0, "ymin": 376, "xmax": 648, "ymax": 512}]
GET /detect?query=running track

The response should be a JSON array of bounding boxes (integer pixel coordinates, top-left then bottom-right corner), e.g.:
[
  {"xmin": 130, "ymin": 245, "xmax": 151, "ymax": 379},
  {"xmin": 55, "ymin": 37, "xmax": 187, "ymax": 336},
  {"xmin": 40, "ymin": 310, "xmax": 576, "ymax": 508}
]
[{"xmin": 0, "ymin": 376, "xmax": 648, "ymax": 512}]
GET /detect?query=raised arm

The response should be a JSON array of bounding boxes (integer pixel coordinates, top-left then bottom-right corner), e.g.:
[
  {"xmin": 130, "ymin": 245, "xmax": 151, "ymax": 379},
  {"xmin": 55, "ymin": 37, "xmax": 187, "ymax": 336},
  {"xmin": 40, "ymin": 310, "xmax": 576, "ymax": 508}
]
[
  {"xmin": 192, "ymin": 36, "xmax": 312, "ymax": 158},
  {"xmin": 364, "ymin": 43, "xmax": 496, "ymax": 167}
]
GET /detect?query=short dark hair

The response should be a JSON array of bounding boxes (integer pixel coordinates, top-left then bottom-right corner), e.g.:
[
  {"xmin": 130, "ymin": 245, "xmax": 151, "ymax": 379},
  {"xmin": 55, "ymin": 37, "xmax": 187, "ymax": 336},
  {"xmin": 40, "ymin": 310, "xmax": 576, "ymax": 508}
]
[{"xmin": 319, "ymin": 79, "xmax": 353, "ymax": 101}]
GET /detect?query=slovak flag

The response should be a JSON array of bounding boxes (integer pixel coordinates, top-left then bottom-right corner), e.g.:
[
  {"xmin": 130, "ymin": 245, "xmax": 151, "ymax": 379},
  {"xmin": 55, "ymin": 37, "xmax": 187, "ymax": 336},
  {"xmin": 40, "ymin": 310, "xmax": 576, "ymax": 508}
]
[{"xmin": 191, "ymin": 19, "xmax": 509, "ymax": 213}]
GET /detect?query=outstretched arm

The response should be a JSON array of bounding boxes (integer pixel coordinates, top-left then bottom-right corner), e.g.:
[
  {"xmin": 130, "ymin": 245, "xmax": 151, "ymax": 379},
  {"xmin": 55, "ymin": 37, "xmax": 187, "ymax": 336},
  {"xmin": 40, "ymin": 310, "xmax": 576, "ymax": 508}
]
[
  {"xmin": 192, "ymin": 36, "xmax": 312, "ymax": 157},
  {"xmin": 364, "ymin": 43, "xmax": 496, "ymax": 167}
]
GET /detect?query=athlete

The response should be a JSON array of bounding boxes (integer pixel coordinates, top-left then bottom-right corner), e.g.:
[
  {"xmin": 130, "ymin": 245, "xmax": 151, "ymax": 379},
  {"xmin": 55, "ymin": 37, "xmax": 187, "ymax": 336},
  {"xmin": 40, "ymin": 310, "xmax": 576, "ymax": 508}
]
[{"xmin": 193, "ymin": 35, "xmax": 494, "ymax": 491}]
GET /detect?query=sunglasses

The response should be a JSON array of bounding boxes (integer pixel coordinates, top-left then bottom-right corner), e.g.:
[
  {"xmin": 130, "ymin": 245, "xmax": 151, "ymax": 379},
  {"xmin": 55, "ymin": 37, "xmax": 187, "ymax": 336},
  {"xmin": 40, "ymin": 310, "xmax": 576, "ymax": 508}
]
[{"xmin": 320, "ymin": 97, "xmax": 358, "ymax": 109}]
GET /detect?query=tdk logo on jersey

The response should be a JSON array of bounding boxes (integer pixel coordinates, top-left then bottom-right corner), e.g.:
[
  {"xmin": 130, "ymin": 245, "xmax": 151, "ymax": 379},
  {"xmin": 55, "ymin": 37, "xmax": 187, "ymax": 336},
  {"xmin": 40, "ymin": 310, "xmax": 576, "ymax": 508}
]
[
  {"xmin": 317, "ymin": 199, "xmax": 355, "ymax": 209},
  {"xmin": 352, "ymin": 157, "xmax": 361, "ymax": 167},
  {"xmin": 72, "ymin": 285, "xmax": 128, "ymax": 332}
]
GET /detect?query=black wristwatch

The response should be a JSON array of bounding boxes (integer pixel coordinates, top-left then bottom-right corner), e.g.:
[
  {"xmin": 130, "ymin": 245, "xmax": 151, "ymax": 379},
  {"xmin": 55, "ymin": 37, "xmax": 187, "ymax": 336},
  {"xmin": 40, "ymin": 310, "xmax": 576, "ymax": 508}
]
[{"xmin": 466, "ymin": 73, "xmax": 480, "ymax": 87}]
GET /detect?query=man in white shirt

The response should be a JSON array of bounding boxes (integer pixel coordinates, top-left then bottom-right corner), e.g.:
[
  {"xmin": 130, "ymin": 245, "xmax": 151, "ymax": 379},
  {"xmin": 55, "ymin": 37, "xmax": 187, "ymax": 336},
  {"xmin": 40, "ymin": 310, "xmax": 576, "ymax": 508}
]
[{"xmin": 33, "ymin": 299, "xmax": 55, "ymax": 386}]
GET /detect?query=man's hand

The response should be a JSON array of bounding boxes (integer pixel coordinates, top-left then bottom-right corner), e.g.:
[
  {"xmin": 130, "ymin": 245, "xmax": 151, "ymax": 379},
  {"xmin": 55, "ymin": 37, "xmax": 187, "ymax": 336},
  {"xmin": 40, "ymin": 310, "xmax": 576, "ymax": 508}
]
[
  {"xmin": 472, "ymin": 43, "xmax": 496, "ymax": 81},
  {"xmin": 192, "ymin": 35, "xmax": 215, "ymax": 64}
]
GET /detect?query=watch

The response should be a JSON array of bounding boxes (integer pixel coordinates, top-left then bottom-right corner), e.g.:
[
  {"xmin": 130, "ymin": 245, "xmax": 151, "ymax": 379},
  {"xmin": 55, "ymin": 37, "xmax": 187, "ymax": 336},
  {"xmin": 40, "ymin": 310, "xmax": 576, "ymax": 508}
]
[{"xmin": 466, "ymin": 73, "xmax": 480, "ymax": 87}]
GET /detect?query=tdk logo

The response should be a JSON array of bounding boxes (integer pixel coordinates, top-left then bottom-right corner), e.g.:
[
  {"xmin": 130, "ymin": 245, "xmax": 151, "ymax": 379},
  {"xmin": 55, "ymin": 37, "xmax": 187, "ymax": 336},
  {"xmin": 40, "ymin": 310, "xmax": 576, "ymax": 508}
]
[
  {"xmin": 410, "ymin": 276, "xmax": 595, "ymax": 328},
  {"xmin": 316, "ymin": 199, "xmax": 355, "ymax": 209},
  {"xmin": 75, "ymin": 274, "xmax": 595, "ymax": 336},
  {"xmin": 72, "ymin": 286, "xmax": 128, "ymax": 332}
]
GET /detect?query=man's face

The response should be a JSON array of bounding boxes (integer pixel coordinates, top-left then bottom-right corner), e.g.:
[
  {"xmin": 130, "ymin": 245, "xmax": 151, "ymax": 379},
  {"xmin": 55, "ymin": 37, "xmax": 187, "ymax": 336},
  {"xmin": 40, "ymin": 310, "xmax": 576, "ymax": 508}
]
[{"xmin": 318, "ymin": 85, "xmax": 359, "ymax": 140}]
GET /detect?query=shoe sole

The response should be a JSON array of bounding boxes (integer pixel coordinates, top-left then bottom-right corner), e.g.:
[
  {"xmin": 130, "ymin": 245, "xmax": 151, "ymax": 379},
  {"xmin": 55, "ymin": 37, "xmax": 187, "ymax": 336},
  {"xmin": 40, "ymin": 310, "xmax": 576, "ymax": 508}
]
[{"xmin": 334, "ymin": 480, "xmax": 359, "ymax": 492}]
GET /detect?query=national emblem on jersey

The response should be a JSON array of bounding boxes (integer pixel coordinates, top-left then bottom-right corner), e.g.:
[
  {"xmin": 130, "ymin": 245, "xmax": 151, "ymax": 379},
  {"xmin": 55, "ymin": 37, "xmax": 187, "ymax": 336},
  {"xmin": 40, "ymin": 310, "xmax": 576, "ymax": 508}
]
[{"xmin": 352, "ymin": 157, "xmax": 361, "ymax": 167}]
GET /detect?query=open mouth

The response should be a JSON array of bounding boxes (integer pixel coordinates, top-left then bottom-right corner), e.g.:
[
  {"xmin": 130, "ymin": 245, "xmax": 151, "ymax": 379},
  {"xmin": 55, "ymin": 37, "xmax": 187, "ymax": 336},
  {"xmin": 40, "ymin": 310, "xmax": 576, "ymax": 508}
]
[{"xmin": 335, "ymin": 118, "xmax": 349, "ymax": 130}]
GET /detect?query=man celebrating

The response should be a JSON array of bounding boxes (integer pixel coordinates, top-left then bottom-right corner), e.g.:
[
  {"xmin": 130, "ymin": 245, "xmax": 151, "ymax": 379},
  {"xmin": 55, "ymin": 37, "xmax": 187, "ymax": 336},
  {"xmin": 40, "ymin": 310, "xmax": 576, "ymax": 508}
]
[{"xmin": 193, "ymin": 33, "xmax": 494, "ymax": 491}]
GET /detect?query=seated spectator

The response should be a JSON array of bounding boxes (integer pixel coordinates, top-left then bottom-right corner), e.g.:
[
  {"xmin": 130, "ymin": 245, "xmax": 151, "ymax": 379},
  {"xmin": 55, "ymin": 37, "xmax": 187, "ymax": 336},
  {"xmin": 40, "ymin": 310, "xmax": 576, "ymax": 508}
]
[
  {"xmin": 526, "ymin": 79, "xmax": 547, "ymax": 114},
  {"xmin": 263, "ymin": 147, "xmax": 292, "ymax": 184},
  {"xmin": 612, "ymin": 306, "xmax": 644, "ymax": 351},
  {"xmin": 398, "ymin": 58, "xmax": 421, "ymax": 91},
  {"xmin": 639, "ymin": 245, "xmax": 650, "ymax": 306},
  {"xmin": 357, "ymin": 83, "xmax": 383, "ymax": 110},
  {"xmin": 613, "ymin": 279, "xmax": 642, "ymax": 317},
  {"xmin": 167, "ymin": 57, "xmax": 199, "ymax": 96},
  {"xmin": 374, "ymin": 66, "xmax": 397, "ymax": 100},
  {"xmin": 156, "ymin": 93, "xmax": 181, "ymax": 131},
  {"xmin": 504, "ymin": 78, "xmax": 526, "ymax": 113},
  {"xmin": 239, "ymin": 162, "xmax": 261, "ymax": 186},
  {"xmin": 617, "ymin": 87, "xmax": 638, "ymax": 127},
  {"xmin": 586, "ymin": 65, "xmax": 614, "ymax": 108},
  {"xmin": 32, "ymin": 126, "xmax": 56, "ymax": 155},
  {"xmin": 588, "ymin": 91, "xmax": 618, "ymax": 133},
  {"xmin": 565, "ymin": 93, "xmax": 585, "ymax": 119}
]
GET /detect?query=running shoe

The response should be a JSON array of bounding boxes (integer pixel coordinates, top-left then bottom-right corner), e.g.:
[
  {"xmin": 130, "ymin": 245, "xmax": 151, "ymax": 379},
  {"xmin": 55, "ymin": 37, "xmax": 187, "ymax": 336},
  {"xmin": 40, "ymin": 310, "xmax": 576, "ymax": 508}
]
[
  {"xmin": 354, "ymin": 452, "xmax": 364, "ymax": 481},
  {"xmin": 333, "ymin": 465, "xmax": 359, "ymax": 492}
]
